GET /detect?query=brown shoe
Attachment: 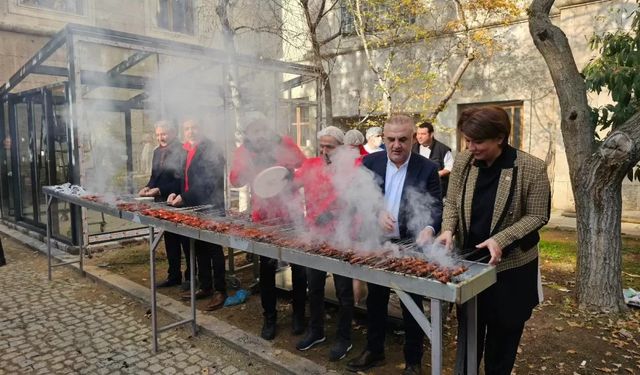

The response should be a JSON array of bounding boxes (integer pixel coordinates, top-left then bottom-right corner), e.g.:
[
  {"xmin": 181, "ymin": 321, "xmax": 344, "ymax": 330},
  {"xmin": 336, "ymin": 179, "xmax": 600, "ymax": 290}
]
[
  {"xmin": 204, "ymin": 291, "xmax": 227, "ymax": 311},
  {"xmin": 180, "ymin": 288, "xmax": 213, "ymax": 300}
]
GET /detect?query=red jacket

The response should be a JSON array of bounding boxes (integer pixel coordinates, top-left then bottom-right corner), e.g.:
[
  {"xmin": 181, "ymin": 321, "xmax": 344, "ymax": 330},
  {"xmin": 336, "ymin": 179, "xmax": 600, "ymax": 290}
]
[
  {"xmin": 229, "ymin": 136, "xmax": 305, "ymax": 223},
  {"xmin": 294, "ymin": 156, "xmax": 363, "ymax": 232}
]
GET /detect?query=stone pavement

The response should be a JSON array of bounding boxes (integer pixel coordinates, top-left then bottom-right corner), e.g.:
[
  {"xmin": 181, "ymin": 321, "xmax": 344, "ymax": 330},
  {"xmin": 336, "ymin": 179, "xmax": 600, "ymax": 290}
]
[{"xmin": 0, "ymin": 239, "xmax": 279, "ymax": 375}]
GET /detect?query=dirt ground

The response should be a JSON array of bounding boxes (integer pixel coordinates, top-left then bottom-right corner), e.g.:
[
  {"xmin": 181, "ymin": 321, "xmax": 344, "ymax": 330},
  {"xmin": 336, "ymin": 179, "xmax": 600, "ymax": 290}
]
[{"xmin": 82, "ymin": 230, "xmax": 640, "ymax": 375}]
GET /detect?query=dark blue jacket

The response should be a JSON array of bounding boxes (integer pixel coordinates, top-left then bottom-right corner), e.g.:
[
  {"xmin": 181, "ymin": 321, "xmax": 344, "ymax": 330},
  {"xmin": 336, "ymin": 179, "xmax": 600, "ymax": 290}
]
[
  {"xmin": 180, "ymin": 138, "xmax": 226, "ymax": 212},
  {"xmin": 146, "ymin": 141, "xmax": 185, "ymax": 202},
  {"xmin": 363, "ymin": 151, "xmax": 443, "ymax": 241}
]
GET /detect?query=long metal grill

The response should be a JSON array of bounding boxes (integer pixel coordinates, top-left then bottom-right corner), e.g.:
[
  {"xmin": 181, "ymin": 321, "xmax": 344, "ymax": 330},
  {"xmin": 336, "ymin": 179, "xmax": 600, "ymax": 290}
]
[{"xmin": 44, "ymin": 185, "xmax": 496, "ymax": 304}]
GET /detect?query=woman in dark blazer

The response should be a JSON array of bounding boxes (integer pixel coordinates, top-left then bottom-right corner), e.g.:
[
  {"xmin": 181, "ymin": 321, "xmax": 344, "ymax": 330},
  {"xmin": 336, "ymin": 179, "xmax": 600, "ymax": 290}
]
[{"xmin": 437, "ymin": 106, "xmax": 551, "ymax": 375}]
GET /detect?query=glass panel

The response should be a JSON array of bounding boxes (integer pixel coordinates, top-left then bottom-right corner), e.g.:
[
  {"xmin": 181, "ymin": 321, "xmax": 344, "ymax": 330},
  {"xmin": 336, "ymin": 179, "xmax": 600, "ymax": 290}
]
[
  {"xmin": 15, "ymin": 102, "xmax": 34, "ymax": 221},
  {"xmin": 51, "ymin": 94, "xmax": 71, "ymax": 240},
  {"xmin": 1, "ymin": 102, "xmax": 15, "ymax": 218},
  {"xmin": 32, "ymin": 100, "xmax": 47, "ymax": 223}
]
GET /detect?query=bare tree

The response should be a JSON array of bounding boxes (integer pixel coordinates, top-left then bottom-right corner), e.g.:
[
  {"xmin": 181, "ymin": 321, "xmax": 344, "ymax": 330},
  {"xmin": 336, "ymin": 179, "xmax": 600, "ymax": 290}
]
[
  {"xmin": 347, "ymin": 0, "xmax": 521, "ymax": 119},
  {"xmin": 297, "ymin": 0, "xmax": 342, "ymax": 127},
  {"xmin": 529, "ymin": 0, "xmax": 640, "ymax": 313}
]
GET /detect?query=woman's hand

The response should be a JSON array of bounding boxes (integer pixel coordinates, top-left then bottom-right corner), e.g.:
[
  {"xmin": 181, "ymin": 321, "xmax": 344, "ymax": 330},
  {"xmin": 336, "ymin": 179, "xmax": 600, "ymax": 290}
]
[
  {"xmin": 138, "ymin": 187, "xmax": 150, "ymax": 197},
  {"xmin": 476, "ymin": 238, "xmax": 503, "ymax": 265},
  {"xmin": 148, "ymin": 188, "xmax": 161, "ymax": 197},
  {"xmin": 435, "ymin": 230, "xmax": 453, "ymax": 251}
]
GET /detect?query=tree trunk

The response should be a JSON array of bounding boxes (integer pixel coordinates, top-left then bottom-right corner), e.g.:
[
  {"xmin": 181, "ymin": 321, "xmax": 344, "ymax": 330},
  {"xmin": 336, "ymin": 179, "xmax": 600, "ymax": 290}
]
[
  {"xmin": 528, "ymin": 0, "xmax": 640, "ymax": 313},
  {"xmin": 322, "ymin": 71, "xmax": 334, "ymax": 127},
  {"xmin": 216, "ymin": 0, "xmax": 243, "ymax": 142},
  {"xmin": 574, "ymin": 160, "xmax": 627, "ymax": 312}
]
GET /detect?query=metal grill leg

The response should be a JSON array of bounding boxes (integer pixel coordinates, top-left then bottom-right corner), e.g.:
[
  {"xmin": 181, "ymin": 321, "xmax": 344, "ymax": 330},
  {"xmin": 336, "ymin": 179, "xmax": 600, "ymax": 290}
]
[
  {"xmin": 466, "ymin": 297, "xmax": 478, "ymax": 375},
  {"xmin": 189, "ymin": 237, "xmax": 197, "ymax": 336},
  {"xmin": 430, "ymin": 299, "xmax": 443, "ymax": 375},
  {"xmin": 46, "ymin": 195, "xmax": 53, "ymax": 281}
]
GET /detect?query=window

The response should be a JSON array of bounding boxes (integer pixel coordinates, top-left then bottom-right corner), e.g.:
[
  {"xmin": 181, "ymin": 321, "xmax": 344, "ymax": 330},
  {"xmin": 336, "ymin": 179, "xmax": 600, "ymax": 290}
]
[
  {"xmin": 340, "ymin": 0, "xmax": 416, "ymax": 35},
  {"xmin": 457, "ymin": 101, "xmax": 524, "ymax": 150},
  {"xmin": 19, "ymin": 0, "xmax": 84, "ymax": 14},
  {"xmin": 340, "ymin": 2, "xmax": 356, "ymax": 35},
  {"xmin": 157, "ymin": 0, "xmax": 194, "ymax": 35}
]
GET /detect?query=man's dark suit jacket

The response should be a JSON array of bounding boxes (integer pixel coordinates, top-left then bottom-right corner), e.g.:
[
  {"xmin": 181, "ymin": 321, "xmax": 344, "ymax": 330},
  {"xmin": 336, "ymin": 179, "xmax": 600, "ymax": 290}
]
[
  {"xmin": 146, "ymin": 141, "xmax": 185, "ymax": 202},
  {"xmin": 180, "ymin": 138, "xmax": 226, "ymax": 212},
  {"xmin": 363, "ymin": 151, "xmax": 443, "ymax": 241}
]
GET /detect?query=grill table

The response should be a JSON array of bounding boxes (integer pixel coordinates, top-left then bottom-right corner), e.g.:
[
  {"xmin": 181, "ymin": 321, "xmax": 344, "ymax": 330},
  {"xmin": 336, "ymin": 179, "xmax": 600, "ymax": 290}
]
[{"xmin": 43, "ymin": 185, "xmax": 496, "ymax": 374}]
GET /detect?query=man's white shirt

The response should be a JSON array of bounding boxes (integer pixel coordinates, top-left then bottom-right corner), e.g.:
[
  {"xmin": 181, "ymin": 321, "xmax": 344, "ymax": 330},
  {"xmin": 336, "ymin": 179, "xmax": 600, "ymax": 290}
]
[
  {"xmin": 418, "ymin": 144, "xmax": 453, "ymax": 171},
  {"xmin": 384, "ymin": 157, "xmax": 410, "ymax": 239}
]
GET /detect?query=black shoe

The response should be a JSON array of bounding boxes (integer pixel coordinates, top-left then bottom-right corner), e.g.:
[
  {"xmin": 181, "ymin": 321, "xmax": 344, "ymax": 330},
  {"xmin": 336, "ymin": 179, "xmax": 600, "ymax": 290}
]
[
  {"xmin": 296, "ymin": 331, "xmax": 326, "ymax": 351},
  {"xmin": 402, "ymin": 364, "xmax": 423, "ymax": 375},
  {"xmin": 329, "ymin": 340, "xmax": 353, "ymax": 361},
  {"xmin": 0, "ymin": 259, "xmax": 5, "ymax": 267},
  {"xmin": 261, "ymin": 318, "xmax": 277, "ymax": 340},
  {"xmin": 156, "ymin": 279, "xmax": 181, "ymax": 288},
  {"xmin": 291, "ymin": 315, "xmax": 305, "ymax": 336},
  {"xmin": 346, "ymin": 350, "xmax": 385, "ymax": 372}
]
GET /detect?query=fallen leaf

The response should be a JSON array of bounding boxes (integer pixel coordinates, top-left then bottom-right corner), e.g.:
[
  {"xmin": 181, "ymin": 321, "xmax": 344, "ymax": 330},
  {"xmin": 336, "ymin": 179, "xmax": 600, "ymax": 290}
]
[
  {"xmin": 595, "ymin": 367, "xmax": 613, "ymax": 373},
  {"xmin": 555, "ymin": 326, "xmax": 565, "ymax": 332},
  {"xmin": 567, "ymin": 350, "xmax": 577, "ymax": 354}
]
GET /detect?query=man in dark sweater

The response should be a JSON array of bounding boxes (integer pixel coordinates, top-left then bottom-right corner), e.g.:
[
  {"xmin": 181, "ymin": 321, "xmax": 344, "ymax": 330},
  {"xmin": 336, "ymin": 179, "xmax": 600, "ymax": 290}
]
[
  {"xmin": 412, "ymin": 121, "xmax": 453, "ymax": 197},
  {"xmin": 139, "ymin": 121, "xmax": 188, "ymax": 288},
  {"xmin": 168, "ymin": 119, "xmax": 227, "ymax": 311}
]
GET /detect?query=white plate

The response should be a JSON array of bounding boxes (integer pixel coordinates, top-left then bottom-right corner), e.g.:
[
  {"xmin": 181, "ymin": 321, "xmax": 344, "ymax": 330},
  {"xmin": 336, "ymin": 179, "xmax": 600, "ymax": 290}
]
[{"xmin": 253, "ymin": 166, "xmax": 290, "ymax": 199}]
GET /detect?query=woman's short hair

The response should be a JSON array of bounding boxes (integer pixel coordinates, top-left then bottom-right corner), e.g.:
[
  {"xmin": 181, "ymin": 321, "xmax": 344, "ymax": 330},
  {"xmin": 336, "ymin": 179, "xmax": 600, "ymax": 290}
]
[{"xmin": 457, "ymin": 105, "xmax": 511, "ymax": 146}]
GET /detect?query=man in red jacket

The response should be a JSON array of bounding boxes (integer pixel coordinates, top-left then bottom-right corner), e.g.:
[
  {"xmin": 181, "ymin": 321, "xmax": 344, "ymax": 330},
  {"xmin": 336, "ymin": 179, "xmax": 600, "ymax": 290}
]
[
  {"xmin": 229, "ymin": 119, "xmax": 307, "ymax": 340},
  {"xmin": 293, "ymin": 126, "xmax": 356, "ymax": 362}
]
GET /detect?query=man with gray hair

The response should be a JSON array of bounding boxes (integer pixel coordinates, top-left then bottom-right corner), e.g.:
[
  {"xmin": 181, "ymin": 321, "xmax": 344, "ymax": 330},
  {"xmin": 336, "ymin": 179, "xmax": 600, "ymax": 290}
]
[
  {"xmin": 139, "ymin": 121, "xmax": 188, "ymax": 288},
  {"xmin": 294, "ymin": 125, "xmax": 355, "ymax": 362},
  {"xmin": 363, "ymin": 127, "xmax": 384, "ymax": 154}
]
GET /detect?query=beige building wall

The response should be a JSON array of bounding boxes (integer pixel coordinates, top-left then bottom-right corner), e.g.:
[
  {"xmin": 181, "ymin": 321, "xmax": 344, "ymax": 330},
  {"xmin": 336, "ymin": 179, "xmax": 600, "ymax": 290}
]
[
  {"xmin": 0, "ymin": 0, "xmax": 282, "ymax": 86},
  {"xmin": 289, "ymin": 0, "xmax": 639, "ymax": 212}
]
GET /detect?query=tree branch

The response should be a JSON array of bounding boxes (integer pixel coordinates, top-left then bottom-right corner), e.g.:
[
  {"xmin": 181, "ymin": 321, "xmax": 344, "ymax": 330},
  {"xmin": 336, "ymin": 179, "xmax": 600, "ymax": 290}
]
[{"xmin": 318, "ymin": 30, "xmax": 342, "ymax": 46}]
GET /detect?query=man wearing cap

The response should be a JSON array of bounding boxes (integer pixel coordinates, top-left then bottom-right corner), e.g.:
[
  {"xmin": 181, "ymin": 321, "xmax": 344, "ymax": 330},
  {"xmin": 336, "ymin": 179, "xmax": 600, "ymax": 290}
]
[
  {"xmin": 363, "ymin": 127, "xmax": 384, "ymax": 154},
  {"xmin": 229, "ymin": 119, "xmax": 308, "ymax": 340},
  {"xmin": 294, "ymin": 126, "xmax": 356, "ymax": 362}
]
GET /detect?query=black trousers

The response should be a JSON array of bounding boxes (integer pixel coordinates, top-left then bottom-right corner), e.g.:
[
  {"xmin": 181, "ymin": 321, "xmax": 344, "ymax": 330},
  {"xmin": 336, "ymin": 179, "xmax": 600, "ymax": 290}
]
[
  {"xmin": 195, "ymin": 240, "xmax": 226, "ymax": 293},
  {"xmin": 307, "ymin": 269, "xmax": 354, "ymax": 341},
  {"xmin": 455, "ymin": 258, "xmax": 538, "ymax": 375},
  {"xmin": 260, "ymin": 256, "xmax": 307, "ymax": 319},
  {"xmin": 366, "ymin": 283, "xmax": 424, "ymax": 365},
  {"xmin": 164, "ymin": 232, "xmax": 190, "ymax": 282},
  {"xmin": 0, "ymin": 237, "xmax": 5, "ymax": 265}
]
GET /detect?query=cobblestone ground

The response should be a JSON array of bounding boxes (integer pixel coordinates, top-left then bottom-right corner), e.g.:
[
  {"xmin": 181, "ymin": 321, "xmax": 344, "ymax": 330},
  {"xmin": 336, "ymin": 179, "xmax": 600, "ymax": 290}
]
[{"xmin": 0, "ymin": 238, "xmax": 277, "ymax": 375}]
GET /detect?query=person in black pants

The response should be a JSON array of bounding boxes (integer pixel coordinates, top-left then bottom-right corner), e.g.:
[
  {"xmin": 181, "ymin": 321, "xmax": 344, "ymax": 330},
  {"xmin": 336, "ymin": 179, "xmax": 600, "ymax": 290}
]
[
  {"xmin": 347, "ymin": 115, "xmax": 443, "ymax": 375},
  {"xmin": 168, "ymin": 118, "xmax": 227, "ymax": 311},
  {"xmin": 228, "ymin": 119, "xmax": 307, "ymax": 339},
  {"xmin": 436, "ymin": 106, "xmax": 550, "ymax": 375},
  {"xmin": 293, "ymin": 127, "xmax": 355, "ymax": 362},
  {"xmin": 139, "ymin": 120, "xmax": 189, "ymax": 288},
  {"xmin": 0, "ymin": 237, "xmax": 6, "ymax": 267}
]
